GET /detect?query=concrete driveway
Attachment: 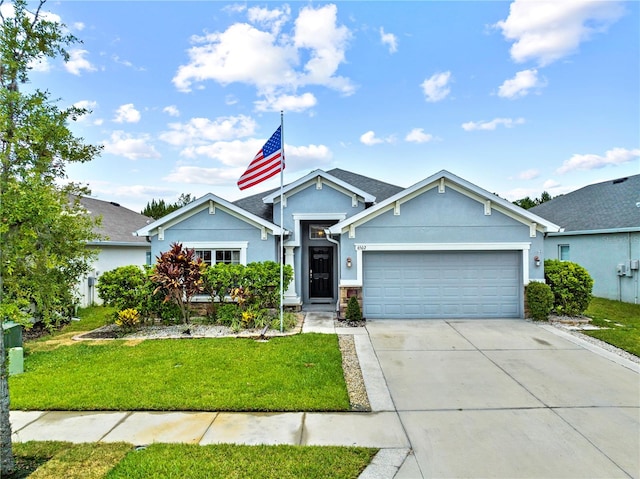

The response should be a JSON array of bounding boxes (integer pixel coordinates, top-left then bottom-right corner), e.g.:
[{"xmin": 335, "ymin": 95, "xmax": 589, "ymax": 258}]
[{"xmin": 365, "ymin": 319, "xmax": 639, "ymax": 479}]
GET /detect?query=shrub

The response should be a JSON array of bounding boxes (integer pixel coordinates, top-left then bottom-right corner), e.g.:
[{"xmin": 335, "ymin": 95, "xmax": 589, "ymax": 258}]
[
  {"xmin": 96, "ymin": 265, "xmax": 147, "ymax": 310},
  {"xmin": 544, "ymin": 259, "xmax": 594, "ymax": 316},
  {"xmin": 151, "ymin": 243, "xmax": 205, "ymax": 324},
  {"xmin": 116, "ymin": 308, "xmax": 141, "ymax": 330},
  {"xmin": 345, "ymin": 295, "xmax": 362, "ymax": 322},
  {"xmin": 525, "ymin": 282, "xmax": 554, "ymax": 321}
]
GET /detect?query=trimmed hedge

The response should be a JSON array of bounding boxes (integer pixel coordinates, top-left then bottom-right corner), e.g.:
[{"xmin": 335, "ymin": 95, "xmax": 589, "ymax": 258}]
[
  {"xmin": 544, "ymin": 259, "xmax": 594, "ymax": 316},
  {"xmin": 525, "ymin": 281, "xmax": 554, "ymax": 321}
]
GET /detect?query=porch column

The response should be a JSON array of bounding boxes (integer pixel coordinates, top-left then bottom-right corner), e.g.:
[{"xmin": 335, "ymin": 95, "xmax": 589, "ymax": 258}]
[{"xmin": 283, "ymin": 246, "xmax": 301, "ymax": 306}]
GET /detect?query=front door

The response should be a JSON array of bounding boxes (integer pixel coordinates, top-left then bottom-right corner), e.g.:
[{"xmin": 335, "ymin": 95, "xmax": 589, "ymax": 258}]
[{"xmin": 309, "ymin": 247, "xmax": 333, "ymax": 299}]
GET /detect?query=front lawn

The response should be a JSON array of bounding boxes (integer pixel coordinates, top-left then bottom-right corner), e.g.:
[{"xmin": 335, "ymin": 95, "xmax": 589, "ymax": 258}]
[
  {"xmin": 584, "ymin": 297, "xmax": 640, "ymax": 357},
  {"xmin": 10, "ymin": 334, "xmax": 350, "ymax": 411},
  {"xmin": 10, "ymin": 442, "xmax": 377, "ymax": 479}
]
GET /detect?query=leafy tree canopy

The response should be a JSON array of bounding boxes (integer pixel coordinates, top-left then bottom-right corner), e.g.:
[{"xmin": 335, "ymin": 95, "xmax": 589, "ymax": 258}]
[
  {"xmin": 141, "ymin": 193, "xmax": 195, "ymax": 219},
  {"xmin": 513, "ymin": 191, "xmax": 553, "ymax": 210}
]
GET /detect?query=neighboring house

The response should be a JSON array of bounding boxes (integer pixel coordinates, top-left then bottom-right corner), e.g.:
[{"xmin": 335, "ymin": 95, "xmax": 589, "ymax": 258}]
[
  {"xmin": 530, "ymin": 174, "xmax": 640, "ymax": 304},
  {"xmin": 78, "ymin": 196, "xmax": 153, "ymax": 307},
  {"xmin": 135, "ymin": 169, "xmax": 560, "ymax": 319}
]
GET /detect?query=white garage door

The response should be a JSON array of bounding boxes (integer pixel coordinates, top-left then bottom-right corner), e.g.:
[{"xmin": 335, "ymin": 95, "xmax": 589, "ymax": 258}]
[{"xmin": 363, "ymin": 251, "xmax": 522, "ymax": 319}]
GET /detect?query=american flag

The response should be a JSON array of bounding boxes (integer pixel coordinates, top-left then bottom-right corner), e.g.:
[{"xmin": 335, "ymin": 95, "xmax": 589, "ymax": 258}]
[{"xmin": 237, "ymin": 126, "xmax": 283, "ymax": 190}]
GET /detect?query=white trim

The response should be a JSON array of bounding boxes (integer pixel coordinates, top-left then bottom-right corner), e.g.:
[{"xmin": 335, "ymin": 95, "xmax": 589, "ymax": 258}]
[
  {"xmin": 263, "ymin": 169, "xmax": 376, "ymax": 204},
  {"xmin": 346, "ymin": 242, "xmax": 531, "ymax": 287},
  {"xmin": 285, "ymin": 213, "xmax": 347, "ymax": 248},
  {"xmin": 328, "ymin": 170, "xmax": 561, "ymax": 236},
  {"xmin": 182, "ymin": 241, "xmax": 249, "ymax": 265}
]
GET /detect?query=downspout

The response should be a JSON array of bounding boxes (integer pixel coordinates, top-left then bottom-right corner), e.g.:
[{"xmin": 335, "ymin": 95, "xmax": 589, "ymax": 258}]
[{"xmin": 324, "ymin": 229, "xmax": 341, "ymax": 314}]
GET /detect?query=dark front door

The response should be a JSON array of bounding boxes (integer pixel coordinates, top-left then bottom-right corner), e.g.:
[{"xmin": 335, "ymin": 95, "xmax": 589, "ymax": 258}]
[{"xmin": 309, "ymin": 247, "xmax": 333, "ymax": 299}]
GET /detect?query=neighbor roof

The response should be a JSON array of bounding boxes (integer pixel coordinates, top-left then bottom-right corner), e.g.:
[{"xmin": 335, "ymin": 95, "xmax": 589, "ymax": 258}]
[
  {"xmin": 232, "ymin": 167, "xmax": 404, "ymax": 221},
  {"xmin": 530, "ymin": 174, "xmax": 640, "ymax": 233},
  {"xmin": 79, "ymin": 196, "xmax": 153, "ymax": 245}
]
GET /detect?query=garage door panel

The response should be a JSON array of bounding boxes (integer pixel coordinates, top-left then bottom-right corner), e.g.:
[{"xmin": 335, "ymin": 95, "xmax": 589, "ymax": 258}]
[{"xmin": 363, "ymin": 251, "xmax": 522, "ymax": 319}]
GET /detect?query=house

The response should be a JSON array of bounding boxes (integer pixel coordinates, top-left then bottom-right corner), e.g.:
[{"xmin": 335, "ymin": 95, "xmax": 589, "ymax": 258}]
[
  {"xmin": 79, "ymin": 196, "xmax": 153, "ymax": 307},
  {"xmin": 530, "ymin": 174, "xmax": 640, "ymax": 304},
  {"xmin": 135, "ymin": 169, "xmax": 560, "ymax": 319}
]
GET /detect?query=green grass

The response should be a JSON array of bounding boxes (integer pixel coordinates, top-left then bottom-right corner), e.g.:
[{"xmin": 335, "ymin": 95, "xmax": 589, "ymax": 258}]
[
  {"xmin": 10, "ymin": 442, "xmax": 377, "ymax": 479},
  {"xmin": 10, "ymin": 334, "xmax": 350, "ymax": 411},
  {"xmin": 583, "ymin": 297, "xmax": 640, "ymax": 357}
]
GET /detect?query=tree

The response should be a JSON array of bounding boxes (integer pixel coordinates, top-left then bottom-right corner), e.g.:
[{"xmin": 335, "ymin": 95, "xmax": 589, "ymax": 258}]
[
  {"xmin": 513, "ymin": 191, "xmax": 553, "ymax": 210},
  {"xmin": 141, "ymin": 193, "xmax": 195, "ymax": 219},
  {"xmin": 0, "ymin": 1, "xmax": 101, "ymax": 474}
]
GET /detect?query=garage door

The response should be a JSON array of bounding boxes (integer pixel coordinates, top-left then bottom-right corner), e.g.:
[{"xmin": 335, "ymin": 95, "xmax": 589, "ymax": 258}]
[{"xmin": 363, "ymin": 251, "xmax": 522, "ymax": 319}]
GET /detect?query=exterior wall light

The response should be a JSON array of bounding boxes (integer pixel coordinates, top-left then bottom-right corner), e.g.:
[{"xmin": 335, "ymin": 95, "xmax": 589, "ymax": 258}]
[
  {"xmin": 534, "ymin": 255, "xmax": 541, "ymax": 267},
  {"xmin": 346, "ymin": 257, "xmax": 352, "ymax": 268}
]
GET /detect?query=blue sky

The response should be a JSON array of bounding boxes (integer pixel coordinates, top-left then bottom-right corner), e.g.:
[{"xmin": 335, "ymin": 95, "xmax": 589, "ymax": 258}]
[{"xmin": 16, "ymin": 1, "xmax": 640, "ymax": 212}]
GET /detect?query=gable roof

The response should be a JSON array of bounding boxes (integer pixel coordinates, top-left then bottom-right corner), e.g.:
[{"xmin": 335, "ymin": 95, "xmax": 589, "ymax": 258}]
[
  {"xmin": 530, "ymin": 174, "xmax": 640, "ymax": 233},
  {"xmin": 261, "ymin": 169, "xmax": 376, "ymax": 205},
  {"xmin": 134, "ymin": 192, "xmax": 284, "ymax": 237},
  {"xmin": 232, "ymin": 167, "xmax": 404, "ymax": 221},
  {"xmin": 328, "ymin": 169, "xmax": 561, "ymax": 235},
  {"xmin": 79, "ymin": 196, "xmax": 152, "ymax": 246}
]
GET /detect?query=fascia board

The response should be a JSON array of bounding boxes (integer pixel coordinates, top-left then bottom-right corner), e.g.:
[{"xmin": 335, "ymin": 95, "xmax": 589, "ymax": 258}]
[
  {"xmin": 329, "ymin": 170, "xmax": 561, "ymax": 235},
  {"xmin": 547, "ymin": 227, "xmax": 640, "ymax": 236},
  {"xmin": 262, "ymin": 170, "xmax": 375, "ymax": 204},
  {"xmin": 134, "ymin": 193, "xmax": 284, "ymax": 237}
]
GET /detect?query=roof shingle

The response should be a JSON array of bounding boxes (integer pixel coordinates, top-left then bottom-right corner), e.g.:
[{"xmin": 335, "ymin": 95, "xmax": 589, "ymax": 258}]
[{"xmin": 530, "ymin": 174, "xmax": 640, "ymax": 232}]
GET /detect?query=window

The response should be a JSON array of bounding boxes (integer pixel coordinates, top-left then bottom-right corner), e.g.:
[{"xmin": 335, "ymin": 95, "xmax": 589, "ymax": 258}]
[
  {"xmin": 309, "ymin": 224, "xmax": 329, "ymax": 240},
  {"xmin": 559, "ymin": 244, "xmax": 570, "ymax": 261},
  {"xmin": 195, "ymin": 249, "xmax": 240, "ymax": 265}
]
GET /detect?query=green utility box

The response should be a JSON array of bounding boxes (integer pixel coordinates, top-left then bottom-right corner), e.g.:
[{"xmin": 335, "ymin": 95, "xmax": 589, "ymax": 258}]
[
  {"xmin": 3, "ymin": 321, "xmax": 23, "ymax": 349},
  {"xmin": 8, "ymin": 347, "xmax": 24, "ymax": 375}
]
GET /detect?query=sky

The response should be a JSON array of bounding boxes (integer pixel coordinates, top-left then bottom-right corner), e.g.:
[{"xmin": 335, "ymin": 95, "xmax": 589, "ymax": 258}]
[{"xmin": 14, "ymin": 0, "xmax": 640, "ymax": 213}]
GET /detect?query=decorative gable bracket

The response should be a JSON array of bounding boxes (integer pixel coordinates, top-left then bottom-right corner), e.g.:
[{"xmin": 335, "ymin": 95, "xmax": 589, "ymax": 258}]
[{"xmin": 530, "ymin": 222, "xmax": 537, "ymax": 238}]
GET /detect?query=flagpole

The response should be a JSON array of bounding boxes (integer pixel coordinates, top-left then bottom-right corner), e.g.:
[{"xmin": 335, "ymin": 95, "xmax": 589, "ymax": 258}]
[{"xmin": 279, "ymin": 111, "xmax": 285, "ymax": 333}]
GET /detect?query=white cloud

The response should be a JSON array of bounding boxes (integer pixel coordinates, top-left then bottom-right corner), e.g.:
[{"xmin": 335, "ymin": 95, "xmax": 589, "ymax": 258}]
[
  {"xmin": 421, "ymin": 71, "xmax": 452, "ymax": 102},
  {"xmin": 65, "ymin": 49, "xmax": 96, "ymax": 75},
  {"xmin": 159, "ymin": 115, "xmax": 257, "ymax": 147},
  {"xmin": 173, "ymin": 4, "xmax": 354, "ymax": 110},
  {"xmin": 247, "ymin": 5, "xmax": 290, "ymax": 34},
  {"xmin": 405, "ymin": 128, "xmax": 433, "ymax": 144},
  {"xmin": 72, "ymin": 100, "xmax": 97, "ymax": 122},
  {"xmin": 103, "ymin": 131, "xmax": 161, "ymax": 160},
  {"xmin": 163, "ymin": 105, "xmax": 180, "ymax": 117},
  {"xmin": 498, "ymin": 68, "xmax": 546, "ymax": 98},
  {"xmin": 360, "ymin": 130, "xmax": 395, "ymax": 146},
  {"xmin": 462, "ymin": 117, "xmax": 525, "ymax": 131},
  {"xmin": 286, "ymin": 144, "xmax": 333, "ymax": 170},
  {"xmin": 515, "ymin": 169, "xmax": 540, "ymax": 180},
  {"xmin": 113, "ymin": 103, "xmax": 141, "ymax": 124},
  {"xmin": 73, "ymin": 22, "xmax": 85, "ymax": 31},
  {"xmin": 380, "ymin": 27, "xmax": 398, "ymax": 53},
  {"xmin": 29, "ymin": 57, "xmax": 51, "ymax": 72},
  {"xmin": 542, "ymin": 179, "xmax": 561, "ymax": 190},
  {"xmin": 181, "ymin": 138, "xmax": 333, "ymax": 170},
  {"xmin": 557, "ymin": 147, "xmax": 640, "ymax": 174},
  {"xmin": 495, "ymin": 0, "xmax": 625, "ymax": 66},
  {"xmin": 254, "ymin": 92, "xmax": 317, "ymax": 112},
  {"xmin": 164, "ymin": 166, "xmax": 240, "ymax": 185}
]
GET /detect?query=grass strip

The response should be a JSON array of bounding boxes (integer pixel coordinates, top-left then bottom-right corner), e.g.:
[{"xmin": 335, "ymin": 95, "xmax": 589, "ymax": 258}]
[
  {"xmin": 583, "ymin": 297, "xmax": 640, "ymax": 357},
  {"xmin": 11, "ymin": 334, "xmax": 350, "ymax": 411},
  {"xmin": 9, "ymin": 442, "xmax": 132, "ymax": 479},
  {"xmin": 106, "ymin": 443, "xmax": 377, "ymax": 479},
  {"xmin": 10, "ymin": 442, "xmax": 376, "ymax": 479}
]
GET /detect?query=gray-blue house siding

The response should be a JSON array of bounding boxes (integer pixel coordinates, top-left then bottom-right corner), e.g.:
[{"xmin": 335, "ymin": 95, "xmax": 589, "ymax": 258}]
[
  {"xmin": 136, "ymin": 169, "xmax": 559, "ymax": 318},
  {"xmin": 531, "ymin": 174, "xmax": 640, "ymax": 304}
]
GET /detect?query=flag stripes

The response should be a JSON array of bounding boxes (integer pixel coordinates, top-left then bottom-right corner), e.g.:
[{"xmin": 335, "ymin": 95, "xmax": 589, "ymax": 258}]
[{"xmin": 237, "ymin": 126, "xmax": 283, "ymax": 190}]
